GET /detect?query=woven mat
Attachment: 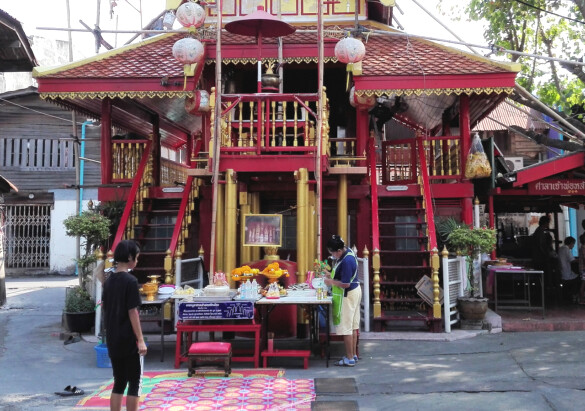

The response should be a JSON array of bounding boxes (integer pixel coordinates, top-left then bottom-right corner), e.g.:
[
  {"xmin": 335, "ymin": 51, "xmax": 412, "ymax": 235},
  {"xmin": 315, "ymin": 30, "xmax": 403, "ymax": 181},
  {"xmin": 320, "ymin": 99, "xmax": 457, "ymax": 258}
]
[{"xmin": 76, "ymin": 369, "xmax": 290, "ymax": 409}]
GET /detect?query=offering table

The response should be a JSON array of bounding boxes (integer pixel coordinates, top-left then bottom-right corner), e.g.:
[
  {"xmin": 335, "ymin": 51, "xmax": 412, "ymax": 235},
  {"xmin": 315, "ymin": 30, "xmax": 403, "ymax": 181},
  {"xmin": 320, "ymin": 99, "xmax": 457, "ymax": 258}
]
[
  {"xmin": 256, "ymin": 290, "xmax": 332, "ymax": 367},
  {"xmin": 173, "ymin": 299, "xmax": 260, "ymax": 369}
]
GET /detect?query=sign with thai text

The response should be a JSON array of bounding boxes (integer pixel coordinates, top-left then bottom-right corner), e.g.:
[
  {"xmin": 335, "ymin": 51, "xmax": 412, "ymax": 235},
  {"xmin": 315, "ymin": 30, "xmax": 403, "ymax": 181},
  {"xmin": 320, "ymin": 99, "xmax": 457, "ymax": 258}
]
[
  {"xmin": 178, "ymin": 301, "xmax": 254, "ymax": 320},
  {"xmin": 528, "ymin": 179, "xmax": 585, "ymax": 195}
]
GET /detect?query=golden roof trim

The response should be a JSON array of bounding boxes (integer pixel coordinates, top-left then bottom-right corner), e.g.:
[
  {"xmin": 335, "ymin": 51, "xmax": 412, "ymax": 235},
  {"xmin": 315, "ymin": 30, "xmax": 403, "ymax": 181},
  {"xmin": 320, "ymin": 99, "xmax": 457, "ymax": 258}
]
[
  {"xmin": 205, "ymin": 56, "xmax": 338, "ymax": 65},
  {"xmin": 356, "ymin": 87, "xmax": 515, "ymax": 97},
  {"xmin": 39, "ymin": 90, "xmax": 195, "ymax": 100}
]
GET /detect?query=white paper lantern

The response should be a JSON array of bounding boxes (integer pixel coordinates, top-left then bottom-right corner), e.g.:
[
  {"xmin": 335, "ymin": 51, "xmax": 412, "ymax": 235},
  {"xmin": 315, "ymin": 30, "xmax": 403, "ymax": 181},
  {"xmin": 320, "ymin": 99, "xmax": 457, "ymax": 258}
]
[
  {"xmin": 334, "ymin": 37, "xmax": 366, "ymax": 64},
  {"xmin": 185, "ymin": 90, "xmax": 211, "ymax": 114},
  {"xmin": 176, "ymin": 1, "xmax": 206, "ymax": 29},
  {"xmin": 172, "ymin": 37, "xmax": 204, "ymax": 65}
]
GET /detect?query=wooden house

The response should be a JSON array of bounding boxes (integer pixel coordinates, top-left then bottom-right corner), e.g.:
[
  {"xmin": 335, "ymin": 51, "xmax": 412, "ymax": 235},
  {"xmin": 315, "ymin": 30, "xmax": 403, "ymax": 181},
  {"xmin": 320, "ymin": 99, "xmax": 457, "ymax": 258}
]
[{"xmin": 0, "ymin": 86, "xmax": 101, "ymax": 274}]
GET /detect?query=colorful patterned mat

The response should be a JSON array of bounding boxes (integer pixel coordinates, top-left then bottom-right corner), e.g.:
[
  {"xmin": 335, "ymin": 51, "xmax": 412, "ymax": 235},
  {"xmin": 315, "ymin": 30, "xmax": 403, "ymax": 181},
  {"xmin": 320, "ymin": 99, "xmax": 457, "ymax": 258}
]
[{"xmin": 76, "ymin": 369, "xmax": 314, "ymax": 409}]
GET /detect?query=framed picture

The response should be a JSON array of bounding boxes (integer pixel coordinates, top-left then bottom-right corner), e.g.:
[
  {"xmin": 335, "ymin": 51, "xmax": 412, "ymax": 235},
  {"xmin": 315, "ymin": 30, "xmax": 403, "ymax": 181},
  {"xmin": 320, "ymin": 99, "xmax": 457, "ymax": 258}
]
[{"xmin": 243, "ymin": 214, "xmax": 282, "ymax": 247}]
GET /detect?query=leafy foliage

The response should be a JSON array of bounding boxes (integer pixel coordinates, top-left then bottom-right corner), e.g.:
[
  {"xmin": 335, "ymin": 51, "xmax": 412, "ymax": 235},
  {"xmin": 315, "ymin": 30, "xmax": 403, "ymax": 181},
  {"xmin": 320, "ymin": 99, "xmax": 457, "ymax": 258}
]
[
  {"xmin": 63, "ymin": 210, "xmax": 111, "ymax": 286},
  {"xmin": 65, "ymin": 285, "xmax": 95, "ymax": 313},
  {"xmin": 447, "ymin": 225, "xmax": 497, "ymax": 257},
  {"xmin": 446, "ymin": 225, "xmax": 497, "ymax": 297},
  {"xmin": 439, "ymin": 0, "xmax": 585, "ymax": 110}
]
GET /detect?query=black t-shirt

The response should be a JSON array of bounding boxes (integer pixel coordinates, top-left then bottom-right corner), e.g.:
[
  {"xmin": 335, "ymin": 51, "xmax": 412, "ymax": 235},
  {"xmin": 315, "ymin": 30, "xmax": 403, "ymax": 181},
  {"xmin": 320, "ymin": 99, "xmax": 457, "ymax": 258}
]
[{"xmin": 102, "ymin": 271, "xmax": 142, "ymax": 358}]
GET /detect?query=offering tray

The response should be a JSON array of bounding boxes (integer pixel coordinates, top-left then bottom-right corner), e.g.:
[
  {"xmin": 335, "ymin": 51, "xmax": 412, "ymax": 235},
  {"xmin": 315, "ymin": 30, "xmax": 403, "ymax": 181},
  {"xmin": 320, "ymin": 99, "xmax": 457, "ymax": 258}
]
[{"xmin": 173, "ymin": 291, "xmax": 237, "ymax": 301}]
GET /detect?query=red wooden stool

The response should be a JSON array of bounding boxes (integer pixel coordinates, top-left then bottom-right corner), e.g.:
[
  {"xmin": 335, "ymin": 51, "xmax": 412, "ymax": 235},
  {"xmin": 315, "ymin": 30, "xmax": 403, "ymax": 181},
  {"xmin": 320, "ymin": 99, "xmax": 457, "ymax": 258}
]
[{"xmin": 187, "ymin": 342, "xmax": 232, "ymax": 377}]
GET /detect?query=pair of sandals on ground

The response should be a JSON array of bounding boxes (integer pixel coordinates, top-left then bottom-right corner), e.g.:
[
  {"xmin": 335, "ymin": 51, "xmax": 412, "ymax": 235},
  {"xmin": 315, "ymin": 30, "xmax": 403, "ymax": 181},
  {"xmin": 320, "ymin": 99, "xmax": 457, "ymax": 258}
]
[
  {"xmin": 54, "ymin": 385, "xmax": 85, "ymax": 396},
  {"xmin": 335, "ymin": 355, "xmax": 359, "ymax": 367}
]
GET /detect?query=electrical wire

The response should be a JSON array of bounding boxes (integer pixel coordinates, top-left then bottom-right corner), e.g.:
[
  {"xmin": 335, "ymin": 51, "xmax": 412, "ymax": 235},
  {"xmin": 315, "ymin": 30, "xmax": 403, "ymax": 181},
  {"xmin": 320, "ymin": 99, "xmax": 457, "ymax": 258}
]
[
  {"xmin": 0, "ymin": 97, "xmax": 80, "ymax": 124},
  {"xmin": 512, "ymin": 0, "xmax": 585, "ymax": 25}
]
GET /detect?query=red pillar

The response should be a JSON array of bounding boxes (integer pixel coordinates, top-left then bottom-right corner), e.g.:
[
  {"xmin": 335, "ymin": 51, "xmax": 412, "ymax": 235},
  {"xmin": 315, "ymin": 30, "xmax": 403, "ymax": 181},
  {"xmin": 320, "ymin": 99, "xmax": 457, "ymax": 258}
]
[
  {"xmin": 152, "ymin": 115, "xmax": 161, "ymax": 187},
  {"xmin": 101, "ymin": 98, "xmax": 112, "ymax": 185},
  {"xmin": 459, "ymin": 94, "xmax": 471, "ymax": 179},
  {"xmin": 356, "ymin": 109, "xmax": 369, "ymax": 166}
]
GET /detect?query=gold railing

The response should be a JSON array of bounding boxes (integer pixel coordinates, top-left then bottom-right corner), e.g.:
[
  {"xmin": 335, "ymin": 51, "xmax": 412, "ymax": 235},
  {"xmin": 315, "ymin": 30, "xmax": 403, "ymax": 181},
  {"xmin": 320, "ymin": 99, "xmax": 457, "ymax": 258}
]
[
  {"xmin": 111, "ymin": 139, "xmax": 149, "ymax": 181},
  {"xmin": 163, "ymin": 176, "xmax": 200, "ymax": 284},
  {"xmin": 161, "ymin": 158, "xmax": 188, "ymax": 186},
  {"xmin": 112, "ymin": 140, "xmax": 153, "ymax": 247},
  {"xmin": 209, "ymin": 88, "xmax": 327, "ymax": 157},
  {"xmin": 424, "ymin": 136, "xmax": 461, "ymax": 179},
  {"xmin": 382, "ymin": 136, "xmax": 462, "ymax": 185}
]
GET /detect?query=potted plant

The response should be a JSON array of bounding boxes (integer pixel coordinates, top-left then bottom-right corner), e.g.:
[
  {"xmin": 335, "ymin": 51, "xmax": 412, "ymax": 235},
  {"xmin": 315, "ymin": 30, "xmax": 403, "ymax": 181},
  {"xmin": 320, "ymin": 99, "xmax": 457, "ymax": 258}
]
[
  {"xmin": 63, "ymin": 208, "xmax": 111, "ymax": 333},
  {"xmin": 64, "ymin": 285, "xmax": 96, "ymax": 333},
  {"xmin": 445, "ymin": 224, "xmax": 497, "ymax": 321}
]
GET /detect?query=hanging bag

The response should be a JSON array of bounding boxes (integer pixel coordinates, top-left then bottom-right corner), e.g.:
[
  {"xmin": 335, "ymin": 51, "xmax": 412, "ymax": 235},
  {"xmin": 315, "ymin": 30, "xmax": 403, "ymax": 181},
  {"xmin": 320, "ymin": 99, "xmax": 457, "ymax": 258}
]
[{"xmin": 464, "ymin": 134, "xmax": 492, "ymax": 179}]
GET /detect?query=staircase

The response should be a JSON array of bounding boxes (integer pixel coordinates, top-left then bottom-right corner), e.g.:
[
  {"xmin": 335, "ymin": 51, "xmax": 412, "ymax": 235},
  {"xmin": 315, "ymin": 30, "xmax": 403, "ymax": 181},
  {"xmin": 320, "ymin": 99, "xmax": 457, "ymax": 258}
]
[
  {"xmin": 373, "ymin": 198, "xmax": 438, "ymax": 331},
  {"xmin": 132, "ymin": 198, "xmax": 182, "ymax": 284}
]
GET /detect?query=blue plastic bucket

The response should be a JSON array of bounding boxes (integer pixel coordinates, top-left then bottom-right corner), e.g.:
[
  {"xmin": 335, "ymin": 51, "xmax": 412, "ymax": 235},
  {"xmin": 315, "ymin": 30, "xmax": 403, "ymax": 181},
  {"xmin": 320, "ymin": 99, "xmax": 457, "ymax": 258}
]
[{"xmin": 94, "ymin": 344, "xmax": 111, "ymax": 368}]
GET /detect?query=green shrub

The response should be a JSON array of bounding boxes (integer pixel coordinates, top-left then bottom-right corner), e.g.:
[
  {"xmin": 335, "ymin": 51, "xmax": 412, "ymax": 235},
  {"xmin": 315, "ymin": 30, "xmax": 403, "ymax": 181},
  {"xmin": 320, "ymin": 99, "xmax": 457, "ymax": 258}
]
[{"xmin": 65, "ymin": 286, "xmax": 95, "ymax": 313}]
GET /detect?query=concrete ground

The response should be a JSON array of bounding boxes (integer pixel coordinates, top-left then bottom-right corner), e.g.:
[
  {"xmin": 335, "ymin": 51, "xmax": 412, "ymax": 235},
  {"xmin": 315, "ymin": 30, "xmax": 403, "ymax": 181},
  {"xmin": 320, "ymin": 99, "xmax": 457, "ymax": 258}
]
[{"xmin": 2, "ymin": 276, "xmax": 585, "ymax": 410}]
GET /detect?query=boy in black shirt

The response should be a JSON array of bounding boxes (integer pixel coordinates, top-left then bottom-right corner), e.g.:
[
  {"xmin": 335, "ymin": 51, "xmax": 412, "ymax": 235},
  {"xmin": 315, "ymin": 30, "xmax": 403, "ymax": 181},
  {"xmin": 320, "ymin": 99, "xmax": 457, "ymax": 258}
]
[{"xmin": 102, "ymin": 240, "xmax": 146, "ymax": 411}]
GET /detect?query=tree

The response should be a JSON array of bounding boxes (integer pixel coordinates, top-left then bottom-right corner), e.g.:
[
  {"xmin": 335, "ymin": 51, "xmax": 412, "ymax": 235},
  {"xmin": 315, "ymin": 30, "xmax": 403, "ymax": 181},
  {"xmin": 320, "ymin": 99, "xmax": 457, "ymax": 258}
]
[
  {"xmin": 439, "ymin": 0, "xmax": 585, "ymax": 134},
  {"xmin": 63, "ymin": 210, "xmax": 111, "ymax": 287}
]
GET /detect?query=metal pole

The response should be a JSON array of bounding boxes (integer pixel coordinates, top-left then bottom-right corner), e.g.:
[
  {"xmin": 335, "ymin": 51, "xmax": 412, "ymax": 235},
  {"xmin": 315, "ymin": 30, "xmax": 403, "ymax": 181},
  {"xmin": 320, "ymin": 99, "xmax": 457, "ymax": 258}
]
[
  {"xmin": 315, "ymin": 0, "xmax": 324, "ymax": 262},
  {"xmin": 209, "ymin": 0, "xmax": 223, "ymax": 281}
]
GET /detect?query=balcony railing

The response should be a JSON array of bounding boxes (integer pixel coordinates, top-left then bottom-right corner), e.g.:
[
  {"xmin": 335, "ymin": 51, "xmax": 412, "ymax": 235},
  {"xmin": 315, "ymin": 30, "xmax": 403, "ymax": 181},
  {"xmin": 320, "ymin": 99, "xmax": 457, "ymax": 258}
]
[
  {"xmin": 381, "ymin": 136, "xmax": 462, "ymax": 185},
  {"xmin": 209, "ymin": 89, "xmax": 328, "ymax": 158}
]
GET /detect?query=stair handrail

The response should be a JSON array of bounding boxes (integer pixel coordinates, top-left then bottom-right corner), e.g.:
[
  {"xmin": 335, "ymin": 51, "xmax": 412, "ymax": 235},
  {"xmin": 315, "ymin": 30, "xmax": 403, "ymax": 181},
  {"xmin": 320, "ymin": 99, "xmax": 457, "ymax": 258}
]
[
  {"xmin": 416, "ymin": 135, "xmax": 441, "ymax": 319},
  {"xmin": 111, "ymin": 140, "xmax": 153, "ymax": 250},
  {"xmin": 416, "ymin": 136, "xmax": 437, "ymax": 251},
  {"xmin": 167, "ymin": 175, "xmax": 195, "ymax": 263}
]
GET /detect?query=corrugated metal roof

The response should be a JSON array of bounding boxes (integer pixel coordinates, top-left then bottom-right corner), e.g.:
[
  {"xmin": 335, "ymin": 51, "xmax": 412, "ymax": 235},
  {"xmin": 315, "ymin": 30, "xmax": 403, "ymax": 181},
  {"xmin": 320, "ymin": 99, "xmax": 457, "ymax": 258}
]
[{"xmin": 473, "ymin": 100, "xmax": 549, "ymax": 131}]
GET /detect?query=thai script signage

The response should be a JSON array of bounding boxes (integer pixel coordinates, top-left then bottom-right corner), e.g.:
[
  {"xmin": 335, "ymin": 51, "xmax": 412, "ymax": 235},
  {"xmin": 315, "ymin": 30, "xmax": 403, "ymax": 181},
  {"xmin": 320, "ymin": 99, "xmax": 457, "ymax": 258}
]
[
  {"xmin": 178, "ymin": 301, "xmax": 254, "ymax": 320},
  {"xmin": 528, "ymin": 179, "xmax": 585, "ymax": 195}
]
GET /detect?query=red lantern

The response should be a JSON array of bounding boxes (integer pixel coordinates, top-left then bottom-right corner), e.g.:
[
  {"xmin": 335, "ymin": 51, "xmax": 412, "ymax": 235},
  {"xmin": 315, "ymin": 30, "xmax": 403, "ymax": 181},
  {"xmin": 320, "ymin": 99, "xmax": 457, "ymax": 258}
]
[
  {"xmin": 334, "ymin": 37, "xmax": 366, "ymax": 64},
  {"xmin": 349, "ymin": 87, "xmax": 376, "ymax": 110},
  {"xmin": 176, "ymin": 1, "xmax": 206, "ymax": 29},
  {"xmin": 185, "ymin": 90, "xmax": 211, "ymax": 114}
]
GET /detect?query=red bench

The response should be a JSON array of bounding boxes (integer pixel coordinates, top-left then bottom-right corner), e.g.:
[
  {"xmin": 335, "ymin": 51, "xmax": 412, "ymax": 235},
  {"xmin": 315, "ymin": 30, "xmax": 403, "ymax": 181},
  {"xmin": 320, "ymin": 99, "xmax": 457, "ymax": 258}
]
[
  {"xmin": 261, "ymin": 349, "xmax": 310, "ymax": 369},
  {"xmin": 175, "ymin": 321, "xmax": 261, "ymax": 369},
  {"xmin": 187, "ymin": 342, "xmax": 232, "ymax": 377}
]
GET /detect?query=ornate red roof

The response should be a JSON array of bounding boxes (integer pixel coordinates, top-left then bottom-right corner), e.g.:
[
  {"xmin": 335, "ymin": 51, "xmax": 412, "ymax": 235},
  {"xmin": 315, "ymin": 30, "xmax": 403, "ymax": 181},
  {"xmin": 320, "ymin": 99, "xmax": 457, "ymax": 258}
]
[{"xmin": 35, "ymin": 22, "xmax": 517, "ymax": 85}]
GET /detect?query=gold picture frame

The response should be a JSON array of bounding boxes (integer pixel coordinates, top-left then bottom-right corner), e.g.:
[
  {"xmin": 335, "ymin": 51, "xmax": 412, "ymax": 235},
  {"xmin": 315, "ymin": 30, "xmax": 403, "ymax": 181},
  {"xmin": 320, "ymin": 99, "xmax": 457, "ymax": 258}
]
[{"xmin": 243, "ymin": 214, "xmax": 282, "ymax": 247}]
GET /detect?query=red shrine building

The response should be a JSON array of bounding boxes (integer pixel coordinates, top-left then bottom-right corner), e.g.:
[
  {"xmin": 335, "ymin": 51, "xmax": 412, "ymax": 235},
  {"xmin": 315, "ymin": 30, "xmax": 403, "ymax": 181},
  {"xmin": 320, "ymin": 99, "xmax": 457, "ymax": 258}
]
[{"xmin": 34, "ymin": 0, "xmax": 522, "ymax": 331}]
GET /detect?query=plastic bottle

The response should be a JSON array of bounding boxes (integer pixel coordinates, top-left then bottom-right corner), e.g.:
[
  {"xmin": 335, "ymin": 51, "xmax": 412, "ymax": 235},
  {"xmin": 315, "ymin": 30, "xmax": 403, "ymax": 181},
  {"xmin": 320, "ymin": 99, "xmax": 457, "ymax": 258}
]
[{"xmin": 251, "ymin": 279, "xmax": 258, "ymax": 298}]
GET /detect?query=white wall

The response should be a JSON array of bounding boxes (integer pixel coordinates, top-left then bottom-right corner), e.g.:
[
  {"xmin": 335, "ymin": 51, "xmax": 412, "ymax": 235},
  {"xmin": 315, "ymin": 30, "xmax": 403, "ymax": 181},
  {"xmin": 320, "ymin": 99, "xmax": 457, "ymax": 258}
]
[{"xmin": 49, "ymin": 188, "xmax": 98, "ymax": 274}]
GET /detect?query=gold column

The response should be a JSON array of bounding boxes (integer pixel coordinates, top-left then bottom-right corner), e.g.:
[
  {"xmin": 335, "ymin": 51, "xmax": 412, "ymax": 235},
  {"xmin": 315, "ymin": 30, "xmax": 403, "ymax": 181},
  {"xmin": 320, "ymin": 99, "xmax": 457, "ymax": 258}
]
[
  {"xmin": 296, "ymin": 168, "xmax": 308, "ymax": 283},
  {"xmin": 225, "ymin": 169, "xmax": 237, "ymax": 287},
  {"xmin": 215, "ymin": 181, "xmax": 225, "ymax": 273},
  {"xmin": 337, "ymin": 174, "xmax": 348, "ymax": 241},
  {"xmin": 308, "ymin": 190, "xmax": 316, "ymax": 269},
  {"xmin": 431, "ymin": 247, "xmax": 442, "ymax": 318},
  {"xmin": 250, "ymin": 192, "xmax": 261, "ymax": 261},
  {"xmin": 240, "ymin": 193, "xmax": 252, "ymax": 265},
  {"xmin": 373, "ymin": 248, "xmax": 381, "ymax": 317}
]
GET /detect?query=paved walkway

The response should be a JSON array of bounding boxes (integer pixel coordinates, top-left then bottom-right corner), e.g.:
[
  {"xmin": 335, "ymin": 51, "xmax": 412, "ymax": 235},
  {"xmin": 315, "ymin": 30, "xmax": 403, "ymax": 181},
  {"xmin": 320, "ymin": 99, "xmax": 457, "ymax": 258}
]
[{"xmin": 2, "ymin": 276, "xmax": 585, "ymax": 410}]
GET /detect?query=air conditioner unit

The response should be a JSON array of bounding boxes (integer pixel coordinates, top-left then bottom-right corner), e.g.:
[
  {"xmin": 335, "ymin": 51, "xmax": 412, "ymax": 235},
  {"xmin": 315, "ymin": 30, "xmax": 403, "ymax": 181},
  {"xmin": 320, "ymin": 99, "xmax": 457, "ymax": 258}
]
[{"xmin": 504, "ymin": 157, "xmax": 524, "ymax": 171}]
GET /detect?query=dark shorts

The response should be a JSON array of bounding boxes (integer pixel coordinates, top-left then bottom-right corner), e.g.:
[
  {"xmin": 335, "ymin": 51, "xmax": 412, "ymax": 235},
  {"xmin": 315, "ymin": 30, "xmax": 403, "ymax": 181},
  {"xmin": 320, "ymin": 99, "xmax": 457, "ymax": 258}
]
[{"xmin": 111, "ymin": 352, "xmax": 142, "ymax": 397}]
